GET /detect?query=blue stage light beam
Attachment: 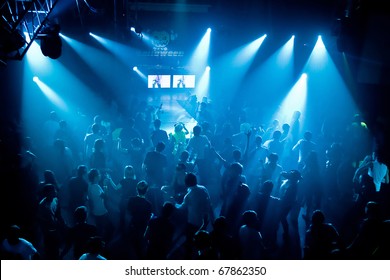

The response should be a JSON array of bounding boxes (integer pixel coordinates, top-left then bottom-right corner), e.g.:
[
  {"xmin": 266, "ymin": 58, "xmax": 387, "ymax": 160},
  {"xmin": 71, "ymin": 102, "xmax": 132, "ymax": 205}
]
[{"xmin": 187, "ymin": 28, "xmax": 212, "ymax": 73}]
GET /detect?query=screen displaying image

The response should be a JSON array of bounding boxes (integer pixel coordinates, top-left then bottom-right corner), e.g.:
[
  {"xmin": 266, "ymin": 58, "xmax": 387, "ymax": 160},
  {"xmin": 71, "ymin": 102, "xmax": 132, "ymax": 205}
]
[
  {"xmin": 173, "ymin": 75, "xmax": 196, "ymax": 88},
  {"xmin": 147, "ymin": 75, "xmax": 171, "ymax": 88}
]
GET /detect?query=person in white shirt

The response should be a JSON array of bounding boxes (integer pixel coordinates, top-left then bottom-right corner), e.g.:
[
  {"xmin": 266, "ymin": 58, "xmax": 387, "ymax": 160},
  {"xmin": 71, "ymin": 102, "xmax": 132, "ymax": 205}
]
[{"xmin": 1, "ymin": 225, "xmax": 39, "ymax": 260}]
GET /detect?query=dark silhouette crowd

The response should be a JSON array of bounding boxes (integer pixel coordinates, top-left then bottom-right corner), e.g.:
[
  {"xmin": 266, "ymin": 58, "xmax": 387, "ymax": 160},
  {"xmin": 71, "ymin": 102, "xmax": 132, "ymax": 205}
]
[{"xmin": 1, "ymin": 99, "xmax": 390, "ymax": 261}]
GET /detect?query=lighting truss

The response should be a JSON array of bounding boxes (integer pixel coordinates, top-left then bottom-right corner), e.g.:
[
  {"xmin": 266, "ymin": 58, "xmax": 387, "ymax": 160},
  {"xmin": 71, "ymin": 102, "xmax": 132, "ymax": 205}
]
[{"xmin": 0, "ymin": 0, "xmax": 59, "ymax": 62}]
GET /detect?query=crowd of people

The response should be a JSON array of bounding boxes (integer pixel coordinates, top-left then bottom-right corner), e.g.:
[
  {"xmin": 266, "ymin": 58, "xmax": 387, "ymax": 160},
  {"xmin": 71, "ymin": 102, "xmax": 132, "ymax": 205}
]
[{"xmin": 1, "ymin": 98, "xmax": 390, "ymax": 260}]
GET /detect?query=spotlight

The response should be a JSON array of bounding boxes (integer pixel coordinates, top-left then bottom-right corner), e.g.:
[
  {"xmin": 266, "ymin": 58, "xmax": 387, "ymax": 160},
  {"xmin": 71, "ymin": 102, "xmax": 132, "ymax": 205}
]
[
  {"xmin": 39, "ymin": 23, "xmax": 62, "ymax": 59},
  {"xmin": 33, "ymin": 76, "xmax": 39, "ymax": 82},
  {"xmin": 133, "ymin": 66, "xmax": 138, "ymax": 71},
  {"xmin": 207, "ymin": 28, "xmax": 211, "ymax": 33},
  {"xmin": 206, "ymin": 66, "xmax": 211, "ymax": 71}
]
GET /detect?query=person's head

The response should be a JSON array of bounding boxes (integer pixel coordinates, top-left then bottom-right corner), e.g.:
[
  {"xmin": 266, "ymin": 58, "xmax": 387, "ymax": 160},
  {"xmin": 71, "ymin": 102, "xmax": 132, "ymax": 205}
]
[
  {"xmin": 304, "ymin": 131, "xmax": 313, "ymax": 141},
  {"xmin": 213, "ymin": 216, "xmax": 228, "ymax": 233},
  {"xmin": 255, "ymin": 135, "xmax": 263, "ymax": 146},
  {"xmin": 365, "ymin": 201, "xmax": 381, "ymax": 220},
  {"xmin": 124, "ymin": 165, "xmax": 135, "ymax": 179},
  {"xmin": 260, "ymin": 180, "xmax": 274, "ymax": 196},
  {"xmin": 49, "ymin": 110, "xmax": 58, "ymax": 121},
  {"xmin": 232, "ymin": 149, "xmax": 242, "ymax": 161},
  {"xmin": 41, "ymin": 183, "xmax": 58, "ymax": 199},
  {"xmin": 88, "ymin": 168, "xmax": 100, "ymax": 183},
  {"xmin": 85, "ymin": 236, "xmax": 105, "ymax": 255},
  {"xmin": 77, "ymin": 165, "xmax": 88, "ymax": 178},
  {"xmin": 272, "ymin": 130, "xmax": 282, "ymax": 140},
  {"xmin": 161, "ymin": 202, "xmax": 175, "ymax": 218},
  {"xmin": 185, "ymin": 172, "xmax": 198, "ymax": 187},
  {"xmin": 91, "ymin": 123, "xmax": 100, "ymax": 134},
  {"xmin": 282, "ymin": 123, "xmax": 290, "ymax": 133},
  {"xmin": 282, "ymin": 170, "xmax": 302, "ymax": 182},
  {"xmin": 153, "ymin": 119, "xmax": 161, "ymax": 129},
  {"xmin": 174, "ymin": 123, "xmax": 183, "ymax": 133},
  {"xmin": 156, "ymin": 141, "xmax": 166, "ymax": 152},
  {"xmin": 241, "ymin": 210, "xmax": 258, "ymax": 228},
  {"xmin": 311, "ymin": 209, "xmax": 325, "ymax": 226},
  {"xmin": 74, "ymin": 206, "xmax": 88, "ymax": 224},
  {"xmin": 59, "ymin": 120, "xmax": 67, "ymax": 129},
  {"xmin": 193, "ymin": 125, "xmax": 202, "ymax": 136},
  {"xmin": 43, "ymin": 169, "xmax": 57, "ymax": 184},
  {"xmin": 179, "ymin": 150, "xmax": 190, "ymax": 162},
  {"xmin": 93, "ymin": 139, "xmax": 105, "ymax": 152},
  {"xmin": 7, "ymin": 225, "xmax": 22, "ymax": 245},
  {"xmin": 93, "ymin": 115, "xmax": 102, "ymax": 124},
  {"xmin": 136, "ymin": 180, "xmax": 149, "ymax": 196},
  {"xmin": 267, "ymin": 152, "xmax": 279, "ymax": 164},
  {"xmin": 236, "ymin": 183, "xmax": 251, "ymax": 201},
  {"xmin": 230, "ymin": 162, "xmax": 243, "ymax": 176},
  {"xmin": 193, "ymin": 230, "xmax": 211, "ymax": 250}
]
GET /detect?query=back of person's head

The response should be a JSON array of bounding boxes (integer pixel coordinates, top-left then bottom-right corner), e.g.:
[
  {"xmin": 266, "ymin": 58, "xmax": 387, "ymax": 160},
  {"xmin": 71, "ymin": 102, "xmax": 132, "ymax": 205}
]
[
  {"xmin": 43, "ymin": 169, "xmax": 56, "ymax": 183},
  {"xmin": 49, "ymin": 110, "xmax": 58, "ymax": 121},
  {"xmin": 93, "ymin": 139, "xmax": 105, "ymax": 151},
  {"xmin": 41, "ymin": 183, "xmax": 57, "ymax": 199},
  {"xmin": 304, "ymin": 131, "xmax": 313, "ymax": 141},
  {"xmin": 88, "ymin": 168, "xmax": 100, "ymax": 183},
  {"xmin": 93, "ymin": 115, "xmax": 102, "ymax": 124},
  {"xmin": 255, "ymin": 135, "xmax": 263, "ymax": 145},
  {"xmin": 193, "ymin": 125, "xmax": 202, "ymax": 136},
  {"xmin": 193, "ymin": 230, "xmax": 211, "ymax": 250},
  {"xmin": 311, "ymin": 210, "xmax": 325, "ymax": 226},
  {"xmin": 230, "ymin": 162, "xmax": 243, "ymax": 176},
  {"xmin": 74, "ymin": 206, "xmax": 88, "ymax": 224},
  {"xmin": 236, "ymin": 183, "xmax": 251, "ymax": 200},
  {"xmin": 137, "ymin": 180, "xmax": 149, "ymax": 196},
  {"xmin": 161, "ymin": 202, "xmax": 175, "ymax": 218},
  {"xmin": 272, "ymin": 130, "xmax": 282, "ymax": 140},
  {"xmin": 213, "ymin": 216, "xmax": 228, "ymax": 233},
  {"xmin": 124, "ymin": 165, "xmax": 135, "ymax": 179},
  {"xmin": 241, "ymin": 210, "xmax": 258, "ymax": 228},
  {"xmin": 185, "ymin": 172, "xmax": 198, "ymax": 187},
  {"xmin": 91, "ymin": 123, "xmax": 100, "ymax": 134},
  {"xmin": 86, "ymin": 236, "xmax": 105, "ymax": 255},
  {"xmin": 131, "ymin": 137, "xmax": 142, "ymax": 148},
  {"xmin": 174, "ymin": 123, "xmax": 183, "ymax": 133},
  {"xmin": 156, "ymin": 141, "xmax": 166, "ymax": 152},
  {"xmin": 267, "ymin": 152, "xmax": 279, "ymax": 163},
  {"xmin": 77, "ymin": 165, "xmax": 88, "ymax": 177},
  {"xmin": 154, "ymin": 119, "xmax": 161, "ymax": 128},
  {"xmin": 7, "ymin": 225, "xmax": 21, "ymax": 245},
  {"xmin": 59, "ymin": 120, "xmax": 67, "ymax": 129},
  {"xmin": 260, "ymin": 180, "xmax": 274, "ymax": 196},
  {"xmin": 232, "ymin": 149, "xmax": 242, "ymax": 161},
  {"xmin": 180, "ymin": 150, "xmax": 190, "ymax": 161},
  {"xmin": 282, "ymin": 123, "xmax": 290, "ymax": 132},
  {"xmin": 365, "ymin": 201, "xmax": 381, "ymax": 219},
  {"xmin": 53, "ymin": 138, "xmax": 65, "ymax": 150},
  {"xmin": 176, "ymin": 163, "xmax": 187, "ymax": 172}
]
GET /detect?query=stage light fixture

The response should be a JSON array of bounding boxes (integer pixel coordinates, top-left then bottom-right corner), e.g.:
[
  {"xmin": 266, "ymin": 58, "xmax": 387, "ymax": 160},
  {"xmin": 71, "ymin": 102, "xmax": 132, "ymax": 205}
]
[{"xmin": 39, "ymin": 23, "xmax": 62, "ymax": 59}]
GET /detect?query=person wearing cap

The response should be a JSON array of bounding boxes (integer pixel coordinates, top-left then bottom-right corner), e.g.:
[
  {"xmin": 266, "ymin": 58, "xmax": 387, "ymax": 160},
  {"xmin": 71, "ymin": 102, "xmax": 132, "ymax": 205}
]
[{"xmin": 278, "ymin": 170, "xmax": 302, "ymax": 240}]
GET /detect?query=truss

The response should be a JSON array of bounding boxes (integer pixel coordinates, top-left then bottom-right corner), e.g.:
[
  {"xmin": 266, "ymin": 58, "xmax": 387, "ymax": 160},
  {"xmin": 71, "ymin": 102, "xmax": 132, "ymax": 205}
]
[{"xmin": 0, "ymin": 0, "xmax": 59, "ymax": 62}]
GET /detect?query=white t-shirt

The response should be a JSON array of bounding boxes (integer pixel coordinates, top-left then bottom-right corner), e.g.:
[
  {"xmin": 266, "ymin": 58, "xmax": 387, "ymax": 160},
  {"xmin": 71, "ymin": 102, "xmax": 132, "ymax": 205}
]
[{"xmin": 1, "ymin": 238, "xmax": 37, "ymax": 260}]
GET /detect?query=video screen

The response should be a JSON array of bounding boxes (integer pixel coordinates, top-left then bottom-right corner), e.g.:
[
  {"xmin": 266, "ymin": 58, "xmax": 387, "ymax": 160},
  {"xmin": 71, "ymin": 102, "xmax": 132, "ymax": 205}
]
[
  {"xmin": 172, "ymin": 75, "xmax": 196, "ymax": 88},
  {"xmin": 147, "ymin": 75, "xmax": 171, "ymax": 88}
]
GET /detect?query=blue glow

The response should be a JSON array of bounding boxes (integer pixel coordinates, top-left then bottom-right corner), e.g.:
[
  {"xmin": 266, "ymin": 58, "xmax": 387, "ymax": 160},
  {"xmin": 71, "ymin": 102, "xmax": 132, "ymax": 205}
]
[
  {"xmin": 305, "ymin": 35, "xmax": 327, "ymax": 70},
  {"xmin": 130, "ymin": 27, "xmax": 136, "ymax": 32},
  {"xmin": 33, "ymin": 78, "xmax": 69, "ymax": 111},
  {"xmin": 133, "ymin": 67, "xmax": 147, "ymax": 81},
  {"xmin": 207, "ymin": 28, "xmax": 211, "ymax": 33},
  {"xmin": 25, "ymin": 40, "xmax": 54, "ymax": 74},
  {"xmin": 88, "ymin": 33, "xmax": 137, "ymax": 66},
  {"xmin": 195, "ymin": 66, "xmax": 211, "ymax": 100},
  {"xmin": 233, "ymin": 34, "xmax": 267, "ymax": 67},
  {"xmin": 33, "ymin": 76, "xmax": 39, "ymax": 82},
  {"xmin": 277, "ymin": 36, "xmax": 295, "ymax": 68},
  {"xmin": 272, "ymin": 73, "xmax": 308, "ymax": 126},
  {"xmin": 187, "ymin": 28, "xmax": 211, "ymax": 73}
]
